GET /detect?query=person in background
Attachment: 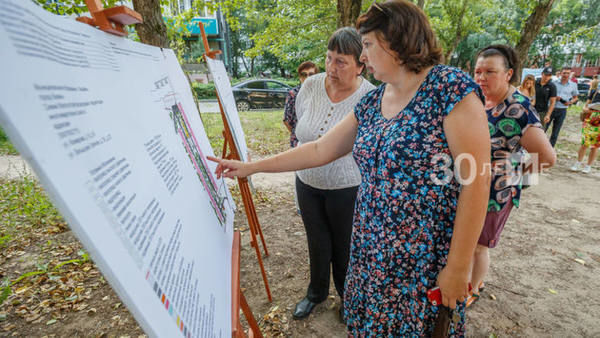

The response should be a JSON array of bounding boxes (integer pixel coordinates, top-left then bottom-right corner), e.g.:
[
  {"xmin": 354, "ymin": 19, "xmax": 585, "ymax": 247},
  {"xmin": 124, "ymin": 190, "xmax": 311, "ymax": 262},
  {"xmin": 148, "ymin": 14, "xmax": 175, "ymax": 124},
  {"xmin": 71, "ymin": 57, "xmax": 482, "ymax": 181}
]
[
  {"xmin": 469, "ymin": 44, "xmax": 555, "ymax": 307},
  {"xmin": 570, "ymin": 71, "xmax": 579, "ymax": 84},
  {"xmin": 210, "ymin": 1, "xmax": 492, "ymax": 335},
  {"xmin": 534, "ymin": 67, "xmax": 557, "ymax": 128},
  {"xmin": 570, "ymin": 89, "xmax": 600, "ymax": 174},
  {"xmin": 518, "ymin": 74, "xmax": 536, "ymax": 106},
  {"xmin": 545, "ymin": 67, "xmax": 578, "ymax": 147},
  {"xmin": 589, "ymin": 75, "xmax": 599, "ymax": 95},
  {"xmin": 283, "ymin": 61, "xmax": 318, "ymax": 148}
]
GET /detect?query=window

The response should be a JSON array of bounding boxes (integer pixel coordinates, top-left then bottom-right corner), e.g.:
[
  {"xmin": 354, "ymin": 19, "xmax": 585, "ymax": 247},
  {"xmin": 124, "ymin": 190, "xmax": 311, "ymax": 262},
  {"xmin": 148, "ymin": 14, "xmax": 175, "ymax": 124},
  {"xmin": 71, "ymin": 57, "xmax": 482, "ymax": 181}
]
[
  {"xmin": 266, "ymin": 82, "xmax": 286, "ymax": 90},
  {"xmin": 245, "ymin": 82, "xmax": 265, "ymax": 89}
]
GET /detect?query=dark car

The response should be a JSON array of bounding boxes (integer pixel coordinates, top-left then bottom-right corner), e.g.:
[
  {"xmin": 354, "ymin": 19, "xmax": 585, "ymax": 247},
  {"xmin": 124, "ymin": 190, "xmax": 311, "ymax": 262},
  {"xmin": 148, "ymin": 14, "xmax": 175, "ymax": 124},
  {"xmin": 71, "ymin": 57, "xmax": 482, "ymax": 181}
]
[
  {"xmin": 232, "ymin": 79, "xmax": 292, "ymax": 111},
  {"xmin": 578, "ymin": 82, "xmax": 590, "ymax": 100}
]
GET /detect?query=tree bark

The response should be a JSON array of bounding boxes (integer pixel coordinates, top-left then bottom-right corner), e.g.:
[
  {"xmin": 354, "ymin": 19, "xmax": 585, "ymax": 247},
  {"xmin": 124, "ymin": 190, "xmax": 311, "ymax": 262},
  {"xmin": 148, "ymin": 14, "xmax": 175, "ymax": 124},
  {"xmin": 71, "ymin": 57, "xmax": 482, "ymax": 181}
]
[
  {"xmin": 417, "ymin": 0, "xmax": 425, "ymax": 9},
  {"xmin": 337, "ymin": 0, "xmax": 362, "ymax": 28},
  {"xmin": 443, "ymin": 0, "xmax": 469, "ymax": 63},
  {"xmin": 132, "ymin": 0, "xmax": 169, "ymax": 48},
  {"xmin": 514, "ymin": 0, "xmax": 556, "ymax": 83}
]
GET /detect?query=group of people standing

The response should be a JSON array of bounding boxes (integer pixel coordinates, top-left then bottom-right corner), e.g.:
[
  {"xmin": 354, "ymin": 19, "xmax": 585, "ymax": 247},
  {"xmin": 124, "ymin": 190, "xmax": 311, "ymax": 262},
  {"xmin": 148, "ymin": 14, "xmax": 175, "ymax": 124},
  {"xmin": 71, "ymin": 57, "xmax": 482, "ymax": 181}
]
[
  {"xmin": 525, "ymin": 65, "xmax": 599, "ymax": 173},
  {"xmin": 206, "ymin": 0, "xmax": 592, "ymax": 335}
]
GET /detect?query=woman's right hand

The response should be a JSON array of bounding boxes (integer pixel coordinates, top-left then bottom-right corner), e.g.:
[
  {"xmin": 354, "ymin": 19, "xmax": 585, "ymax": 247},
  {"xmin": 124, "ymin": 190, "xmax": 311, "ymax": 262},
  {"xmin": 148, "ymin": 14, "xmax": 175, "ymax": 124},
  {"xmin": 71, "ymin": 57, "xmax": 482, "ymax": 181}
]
[{"xmin": 207, "ymin": 156, "xmax": 254, "ymax": 179}]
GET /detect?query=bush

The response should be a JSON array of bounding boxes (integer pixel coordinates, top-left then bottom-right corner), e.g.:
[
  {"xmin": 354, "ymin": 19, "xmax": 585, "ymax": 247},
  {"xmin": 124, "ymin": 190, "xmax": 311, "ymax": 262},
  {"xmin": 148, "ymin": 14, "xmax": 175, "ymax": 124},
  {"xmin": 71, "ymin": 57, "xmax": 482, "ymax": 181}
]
[{"xmin": 192, "ymin": 83, "xmax": 217, "ymax": 100}]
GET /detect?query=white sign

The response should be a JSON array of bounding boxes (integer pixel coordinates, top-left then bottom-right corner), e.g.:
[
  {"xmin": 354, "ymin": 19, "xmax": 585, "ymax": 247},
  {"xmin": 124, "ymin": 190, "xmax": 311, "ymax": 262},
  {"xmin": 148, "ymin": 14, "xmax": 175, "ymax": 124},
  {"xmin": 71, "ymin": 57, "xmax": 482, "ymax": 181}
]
[
  {"xmin": 205, "ymin": 57, "xmax": 250, "ymax": 162},
  {"xmin": 0, "ymin": 1, "xmax": 235, "ymax": 337},
  {"xmin": 522, "ymin": 68, "xmax": 543, "ymax": 81}
]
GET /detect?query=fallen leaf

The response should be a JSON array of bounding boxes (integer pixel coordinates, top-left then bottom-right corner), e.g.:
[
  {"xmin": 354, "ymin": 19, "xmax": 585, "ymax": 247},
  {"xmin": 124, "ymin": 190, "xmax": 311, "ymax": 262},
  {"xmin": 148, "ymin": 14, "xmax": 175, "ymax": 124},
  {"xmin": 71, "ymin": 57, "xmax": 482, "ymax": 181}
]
[
  {"xmin": 571, "ymin": 219, "xmax": 580, "ymax": 224},
  {"xmin": 15, "ymin": 286, "xmax": 29, "ymax": 294},
  {"xmin": 2, "ymin": 323, "xmax": 16, "ymax": 331},
  {"xmin": 102, "ymin": 296, "xmax": 109, "ymax": 301},
  {"xmin": 548, "ymin": 288, "xmax": 558, "ymax": 294},
  {"xmin": 25, "ymin": 313, "xmax": 41, "ymax": 322},
  {"xmin": 490, "ymin": 294, "xmax": 497, "ymax": 300},
  {"xmin": 46, "ymin": 319, "xmax": 57, "ymax": 325},
  {"xmin": 114, "ymin": 302, "xmax": 121, "ymax": 309},
  {"xmin": 87, "ymin": 308, "xmax": 97, "ymax": 315},
  {"xmin": 574, "ymin": 258, "xmax": 585, "ymax": 265}
]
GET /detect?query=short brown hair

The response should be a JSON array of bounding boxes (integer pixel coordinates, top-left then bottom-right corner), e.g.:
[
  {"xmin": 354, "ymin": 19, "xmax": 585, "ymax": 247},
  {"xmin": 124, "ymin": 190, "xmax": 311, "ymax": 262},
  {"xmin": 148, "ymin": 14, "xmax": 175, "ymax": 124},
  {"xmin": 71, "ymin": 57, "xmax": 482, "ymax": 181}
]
[
  {"xmin": 356, "ymin": 0, "xmax": 443, "ymax": 73},
  {"xmin": 328, "ymin": 27, "xmax": 364, "ymax": 69},
  {"xmin": 297, "ymin": 61, "xmax": 318, "ymax": 75}
]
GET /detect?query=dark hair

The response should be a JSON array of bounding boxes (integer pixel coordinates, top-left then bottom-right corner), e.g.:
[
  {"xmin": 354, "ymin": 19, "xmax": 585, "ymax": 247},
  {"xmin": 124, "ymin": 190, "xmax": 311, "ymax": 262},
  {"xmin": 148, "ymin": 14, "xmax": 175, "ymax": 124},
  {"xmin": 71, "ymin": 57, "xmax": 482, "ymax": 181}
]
[
  {"xmin": 356, "ymin": 0, "xmax": 443, "ymax": 73},
  {"xmin": 327, "ymin": 27, "xmax": 364, "ymax": 69},
  {"xmin": 560, "ymin": 67, "xmax": 571, "ymax": 71},
  {"xmin": 476, "ymin": 44, "xmax": 519, "ymax": 84},
  {"xmin": 297, "ymin": 61, "xmax": 318, "ymax": 75}
]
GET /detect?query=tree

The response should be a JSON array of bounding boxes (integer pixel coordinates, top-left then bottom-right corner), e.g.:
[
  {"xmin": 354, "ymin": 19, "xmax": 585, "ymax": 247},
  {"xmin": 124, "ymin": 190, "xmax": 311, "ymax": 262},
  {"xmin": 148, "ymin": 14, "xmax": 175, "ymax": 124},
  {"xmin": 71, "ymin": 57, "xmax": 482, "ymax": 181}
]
[
  {"xmin": 427, "ymin": 0, "xmax": 485, "ymax": 63},
  {"xmin": 337, "ymin": 0, "xmax": 361, "ymax": 28},
  {"xmin": 514, "ymin": 0, "xmax": 556, "ymax": 77},
  {"xmin": 132, "ymin": 0, "xmax": 169, "ymax": 48}
]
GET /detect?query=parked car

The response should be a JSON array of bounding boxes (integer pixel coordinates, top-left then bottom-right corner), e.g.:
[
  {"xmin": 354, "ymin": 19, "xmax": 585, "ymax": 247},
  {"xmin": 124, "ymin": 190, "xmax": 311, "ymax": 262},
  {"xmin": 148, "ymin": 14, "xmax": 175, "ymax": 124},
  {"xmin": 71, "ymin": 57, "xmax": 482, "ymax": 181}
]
[
  {"xmin": 578, "ymin": 82, "xmax": 590, "ymax": 100},
  {"xmin": 232, "ymin": 79, "xmax": 292, "ymax": 111}
]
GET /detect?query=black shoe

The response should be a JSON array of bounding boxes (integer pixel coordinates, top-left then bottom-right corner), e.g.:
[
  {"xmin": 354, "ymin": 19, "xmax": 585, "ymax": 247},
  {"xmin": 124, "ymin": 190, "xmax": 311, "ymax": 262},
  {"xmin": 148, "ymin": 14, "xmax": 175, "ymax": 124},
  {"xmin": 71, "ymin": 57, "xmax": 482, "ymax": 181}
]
[{"xmin": 292, "ymin": 297, "xmax": 318, "ymax": 319}]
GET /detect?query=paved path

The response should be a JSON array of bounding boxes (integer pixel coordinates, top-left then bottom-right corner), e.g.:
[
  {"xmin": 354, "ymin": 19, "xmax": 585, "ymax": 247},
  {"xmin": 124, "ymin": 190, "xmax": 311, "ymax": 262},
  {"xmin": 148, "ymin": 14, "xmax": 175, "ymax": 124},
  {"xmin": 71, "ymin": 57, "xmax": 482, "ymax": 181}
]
[
  {"xmin": 198, "ymin": 99, "xmax": 220, "ymax": 113},
  {"xmin": 0, "ymin": 155, "xmax": 35, "ymax": 179}
]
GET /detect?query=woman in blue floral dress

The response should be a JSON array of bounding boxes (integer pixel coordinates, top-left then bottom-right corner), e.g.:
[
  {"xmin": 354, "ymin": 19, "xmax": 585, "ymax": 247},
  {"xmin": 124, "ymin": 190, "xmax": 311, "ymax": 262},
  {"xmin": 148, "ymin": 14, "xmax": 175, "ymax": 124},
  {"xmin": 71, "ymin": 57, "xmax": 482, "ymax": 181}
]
[{"xmin": 210, "ymin": 0, "xmax": 492, "ymax": 335}]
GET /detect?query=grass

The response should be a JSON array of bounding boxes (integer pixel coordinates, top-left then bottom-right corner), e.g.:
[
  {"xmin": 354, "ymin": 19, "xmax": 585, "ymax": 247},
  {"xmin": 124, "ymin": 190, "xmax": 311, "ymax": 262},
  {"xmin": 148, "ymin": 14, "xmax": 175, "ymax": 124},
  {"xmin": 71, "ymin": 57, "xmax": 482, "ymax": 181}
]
[
  {"xmin": 0, "ymin": 177, "xmax": 64, "ymax": 235},
  {"xmin": 0, "ymin": 177, "xmax": 67, "ymax": 305},
  {"xmin": 0, "ymin": 125, "xmax": 18, "ymax": 156},
  {"xmin": 200, "ymin": 109, "xmax": 289, "ymax": 157}
]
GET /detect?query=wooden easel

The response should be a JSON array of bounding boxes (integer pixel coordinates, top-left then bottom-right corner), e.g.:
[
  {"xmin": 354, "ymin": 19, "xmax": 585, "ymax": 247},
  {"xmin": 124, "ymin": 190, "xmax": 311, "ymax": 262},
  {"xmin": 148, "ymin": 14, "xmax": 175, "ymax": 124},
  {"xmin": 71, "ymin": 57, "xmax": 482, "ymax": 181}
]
[
  {"xmin": 75, "ymin": 0, "xmax": 142, "ymax": 36},
  {"xmin": 199, "ymin": 23, "xmax": 272, "ymax": 302},
  {"xmin": 76, "ymin": 1, "xmax": 263, "ymax": 336}
]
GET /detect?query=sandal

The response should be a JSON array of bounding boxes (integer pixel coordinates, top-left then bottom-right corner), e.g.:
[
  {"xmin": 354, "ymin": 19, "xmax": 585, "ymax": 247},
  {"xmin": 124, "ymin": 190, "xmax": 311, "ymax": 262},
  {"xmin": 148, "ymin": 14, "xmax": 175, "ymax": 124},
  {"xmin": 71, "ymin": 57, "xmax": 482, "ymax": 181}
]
[
  {"xmin": 466, "ymin": 293, "xmax": 480, "ymax": 308},
  {"xmin": 478, "ymin": 281, "xmax": 485, "ymax": 293}
]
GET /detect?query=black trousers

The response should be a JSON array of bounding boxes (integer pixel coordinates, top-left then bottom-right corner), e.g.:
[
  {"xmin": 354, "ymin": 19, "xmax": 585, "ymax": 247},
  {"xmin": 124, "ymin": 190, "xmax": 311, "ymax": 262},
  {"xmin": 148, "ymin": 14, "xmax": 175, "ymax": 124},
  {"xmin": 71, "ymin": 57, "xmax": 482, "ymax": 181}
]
[
  {"xmin": 295, "ymin": 176, "xmax": 358, "ymax": 303},
  {"xmin": 544, "ymin": 108, "xmax": 567, "ymax": 147}
]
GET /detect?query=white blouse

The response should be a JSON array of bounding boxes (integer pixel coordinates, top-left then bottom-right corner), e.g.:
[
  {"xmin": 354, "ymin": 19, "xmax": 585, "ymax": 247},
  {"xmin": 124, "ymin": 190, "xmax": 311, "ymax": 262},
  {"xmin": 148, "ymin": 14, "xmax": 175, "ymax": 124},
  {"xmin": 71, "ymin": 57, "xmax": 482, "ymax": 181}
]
[{"xmin": 294, "ymin": 73, "xmax": 375, "ymax": 190}]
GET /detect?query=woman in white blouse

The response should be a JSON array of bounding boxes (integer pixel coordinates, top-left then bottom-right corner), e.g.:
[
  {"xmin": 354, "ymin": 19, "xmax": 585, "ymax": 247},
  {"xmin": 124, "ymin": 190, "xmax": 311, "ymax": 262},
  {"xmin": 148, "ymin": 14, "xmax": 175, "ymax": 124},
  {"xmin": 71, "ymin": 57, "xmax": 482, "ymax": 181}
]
[{"xmin": 290, "ymin": 27, "xmax": 375, "ymax": 321}]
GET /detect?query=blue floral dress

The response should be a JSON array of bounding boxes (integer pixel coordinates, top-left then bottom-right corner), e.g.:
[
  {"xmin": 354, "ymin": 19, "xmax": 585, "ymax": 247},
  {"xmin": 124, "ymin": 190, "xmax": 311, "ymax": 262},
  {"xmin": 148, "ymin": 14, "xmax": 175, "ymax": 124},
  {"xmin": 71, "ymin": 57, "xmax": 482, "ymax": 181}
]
[{"xmin": 344, "ymin": 65, "xmax": 483, "ymax": 336}]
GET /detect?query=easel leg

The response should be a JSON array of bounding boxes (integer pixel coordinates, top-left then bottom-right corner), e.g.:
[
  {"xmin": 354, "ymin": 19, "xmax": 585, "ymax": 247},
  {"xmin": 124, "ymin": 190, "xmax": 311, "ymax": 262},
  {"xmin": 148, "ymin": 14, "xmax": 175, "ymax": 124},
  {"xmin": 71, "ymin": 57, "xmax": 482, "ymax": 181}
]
[
  {"xmin": 239, "ymin": 179, "xmax": 272, "ymax": 302},
  {"xmin": 241, "ymin": 182, "xmax": 269, "ymax": 257},
  {"xmin": 241, "ymin": 290, "xmax": 263, "ymax": 338}
]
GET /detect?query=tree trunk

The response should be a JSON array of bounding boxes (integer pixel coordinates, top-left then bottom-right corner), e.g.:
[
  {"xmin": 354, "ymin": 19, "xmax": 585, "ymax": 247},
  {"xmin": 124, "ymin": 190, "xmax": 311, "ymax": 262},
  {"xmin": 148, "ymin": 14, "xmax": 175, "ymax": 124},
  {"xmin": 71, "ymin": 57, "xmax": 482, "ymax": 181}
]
[
  {"xmin": 417, "ymin": 0, "xmax": 425, "ymax": 9},
  {"xmin": 443, "ymin": 0, "xmax": 469, "ymax": 63},
  {"xmin": 514, "ymin": 0, "xmax": 556, "ymax": 83},
  {"xmin": 337, "ymin": 0, "xmax": 362, "ymax": 28},
  {"xmin": 132, "ymin": 0, "xmax": 169, "ymax": 48}
]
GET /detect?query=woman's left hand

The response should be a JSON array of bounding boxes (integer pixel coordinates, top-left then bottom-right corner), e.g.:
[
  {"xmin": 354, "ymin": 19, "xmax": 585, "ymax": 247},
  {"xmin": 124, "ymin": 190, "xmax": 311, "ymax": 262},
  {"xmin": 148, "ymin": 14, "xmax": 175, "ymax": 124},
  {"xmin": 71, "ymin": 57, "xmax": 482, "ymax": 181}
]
[{"xmin": 436, "ymin": 264, "xmax": 470, "ymax": 309}]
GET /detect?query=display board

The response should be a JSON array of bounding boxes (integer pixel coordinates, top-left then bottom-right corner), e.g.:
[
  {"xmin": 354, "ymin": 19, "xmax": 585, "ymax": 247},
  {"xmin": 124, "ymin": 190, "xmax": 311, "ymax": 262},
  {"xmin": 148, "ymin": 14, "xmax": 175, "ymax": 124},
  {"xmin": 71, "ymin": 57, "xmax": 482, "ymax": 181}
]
[
  {"xmin": 205, "ymin": 57, "xmax": 250, "ymax": 162},
  {"xmin": 522, "ymin": 68, "xmax": 543, "ymax": 81},
  {"xmin": 0, "ymin": 1, "xmax": 235, "ymax": 337}
]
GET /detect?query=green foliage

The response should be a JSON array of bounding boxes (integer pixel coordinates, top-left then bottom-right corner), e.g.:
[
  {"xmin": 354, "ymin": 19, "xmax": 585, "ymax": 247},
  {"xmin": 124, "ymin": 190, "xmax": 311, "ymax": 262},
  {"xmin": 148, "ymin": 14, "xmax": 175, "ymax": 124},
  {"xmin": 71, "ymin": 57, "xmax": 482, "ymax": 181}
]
[
  {"xmin": 243, "ymin": 0, "xmax": 336, "ymax": 75},
  {"xmin": 201, "ymin": 110, "xmax": 289, "ymax": 156},
  {"xmin": 0, "ymin": 279, "xmax": 11, "ymax": 306},
  {"xmin": 192, "ymin": 83, "xmax": 217, "ymax": 99},
  {"xmin": 0, "ymin": 125, "xmax": 18, "ymax": 156},
  {"xmin": 0, "ymin": 177, "xmax": 64, "ymax": 229}
]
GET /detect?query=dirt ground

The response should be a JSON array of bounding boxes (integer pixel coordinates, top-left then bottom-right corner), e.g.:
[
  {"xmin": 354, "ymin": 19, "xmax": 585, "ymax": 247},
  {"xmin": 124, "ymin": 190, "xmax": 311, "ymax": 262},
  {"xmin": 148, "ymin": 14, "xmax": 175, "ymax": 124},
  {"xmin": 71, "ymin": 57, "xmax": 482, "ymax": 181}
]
[{"xmin": 1, "ymin": 111, "xmax": 599, "ymax": 337}]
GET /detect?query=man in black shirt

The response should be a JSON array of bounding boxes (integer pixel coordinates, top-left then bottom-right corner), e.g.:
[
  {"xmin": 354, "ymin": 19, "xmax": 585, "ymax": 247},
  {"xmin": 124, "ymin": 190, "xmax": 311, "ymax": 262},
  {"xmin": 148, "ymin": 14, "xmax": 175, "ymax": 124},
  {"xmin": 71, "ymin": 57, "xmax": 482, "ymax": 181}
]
[{"xmin": 534, "ymin": 67, "xmax": 557, "ymax": 127}]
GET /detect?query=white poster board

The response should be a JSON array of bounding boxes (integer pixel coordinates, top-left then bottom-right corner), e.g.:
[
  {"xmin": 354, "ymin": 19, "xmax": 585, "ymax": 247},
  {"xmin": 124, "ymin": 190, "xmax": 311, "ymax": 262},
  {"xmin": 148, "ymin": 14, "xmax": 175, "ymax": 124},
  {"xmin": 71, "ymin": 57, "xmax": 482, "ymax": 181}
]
[
  {"xmin": 522, "ymin": 68, "xmax": 543, "ymax": 81},
  {"xmin": 0, "ymin": 1, "xmax": 235, "ymax": 337},
  {"xmin": 205, "ymin": 57, "xmax": 250, "ymax": 162}
]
